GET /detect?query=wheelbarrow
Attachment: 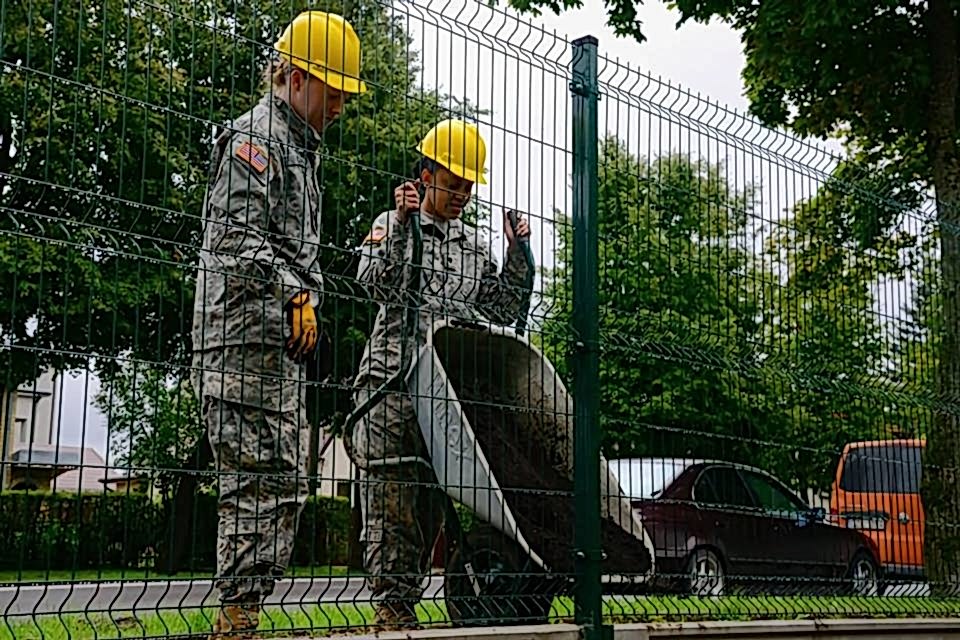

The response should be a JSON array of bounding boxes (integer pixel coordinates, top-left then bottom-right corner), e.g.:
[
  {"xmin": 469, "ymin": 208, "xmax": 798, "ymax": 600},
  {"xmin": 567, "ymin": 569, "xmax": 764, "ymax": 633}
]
[{"xmin": 344, "ymin": 210, "xmax": 655, "ymax": 626}]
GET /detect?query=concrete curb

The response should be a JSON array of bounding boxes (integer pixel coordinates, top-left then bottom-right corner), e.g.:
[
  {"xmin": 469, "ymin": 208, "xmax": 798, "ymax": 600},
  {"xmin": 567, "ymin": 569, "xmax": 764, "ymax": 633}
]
[
  {"xmin": 320, "ymin": 623, "xmax": 581, "ymax": 640},
  {"xmin": 319, "ymin": 619, "xmax": 960, "ymax": 640},
  {"xmin": 617, "ymin": 618, "xmax": 960, "ymax": 638}
]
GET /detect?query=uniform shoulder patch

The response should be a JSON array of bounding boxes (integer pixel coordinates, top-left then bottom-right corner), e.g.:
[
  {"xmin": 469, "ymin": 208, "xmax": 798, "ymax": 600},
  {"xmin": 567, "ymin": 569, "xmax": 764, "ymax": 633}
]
[
  {"xmin": 363, "ymin": 226, "xmax": 387, "ymax": 245},
  {"xmin": 361, "ymin": 212, "xmax": 394, "ymax": 246},
  {"xmin": 235, "ymin": 140, "xmax": 269, "ymax": 174}
]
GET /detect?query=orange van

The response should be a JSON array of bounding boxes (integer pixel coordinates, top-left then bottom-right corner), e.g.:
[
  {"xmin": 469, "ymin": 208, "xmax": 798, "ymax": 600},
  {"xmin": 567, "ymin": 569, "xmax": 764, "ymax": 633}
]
[{"xmin": 830, "ymin": 439, "xmax": 926, "ymax": 581}]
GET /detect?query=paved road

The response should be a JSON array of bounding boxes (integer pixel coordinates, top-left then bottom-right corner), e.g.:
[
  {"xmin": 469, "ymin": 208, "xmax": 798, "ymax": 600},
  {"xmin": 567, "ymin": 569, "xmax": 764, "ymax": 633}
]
[{"xmin": 1, "ymin": 576, "xmax": 445, "ymax": 617}]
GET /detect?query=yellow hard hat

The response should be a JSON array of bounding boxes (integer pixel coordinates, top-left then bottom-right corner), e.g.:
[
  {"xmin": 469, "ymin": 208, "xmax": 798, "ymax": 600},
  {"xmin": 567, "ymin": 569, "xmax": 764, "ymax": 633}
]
[
  {"xmin": 416, "ymin": 119, "xmax": 487, "ymax": 185},
  {"xmin": 274, "ymin": 11, "xmax": 367, "ymax": 94}
]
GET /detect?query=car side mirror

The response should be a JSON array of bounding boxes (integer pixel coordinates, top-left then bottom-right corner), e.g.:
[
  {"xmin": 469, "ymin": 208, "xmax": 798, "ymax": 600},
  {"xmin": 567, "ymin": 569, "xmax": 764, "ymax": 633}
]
[{"xmin": 796, "ymin": 507, "xmax": 825, "ymax": 527}]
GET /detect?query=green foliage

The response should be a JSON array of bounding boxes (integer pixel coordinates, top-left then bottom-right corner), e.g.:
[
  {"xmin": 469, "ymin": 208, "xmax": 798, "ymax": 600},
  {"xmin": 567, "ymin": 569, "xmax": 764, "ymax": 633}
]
[
  {"xmin": 94, "ymin": 362, "xmax": 202, "ymax": 498},
  {"xmin": 890, "ymin": 227, "xmax": 941, "ymax": 437},
  {"xmin": 541, "ymin": 139, "xmax": 926, "ymax": 492},
  {"xmin": 759, "ymin": 159, "xmax": 920, "ymax": 486},
  {"xmin": 517, "ymin": 0, "xmax": 958, "ymax": 581},
  {"xmin": 0, "ymin": 0, "xmax": 206, "ymax": 387},
  {"xmin": 504, "ymin": 0, "xmax": 934, "ymax": 165},
  {"xmin": 0, "ymin": 0, "xmax": 477, "ymax": 397},
  {"xmin": 454, "ymin": 501, "xmax": 479, "ymax": 533},
  {"xmin": 0, "ymin": 491, "xmax": 352, "ymax": 572},
  {"xmin": 506, "ymin": 0, "xmax": 643, "ymax": 43},
  {"xmin": 0, "ymin": 492, "xmax": 159, "ymax": 570},
  {"xmin": 543, "ymin": 138, "xmax": 784, "ymax": 469}
]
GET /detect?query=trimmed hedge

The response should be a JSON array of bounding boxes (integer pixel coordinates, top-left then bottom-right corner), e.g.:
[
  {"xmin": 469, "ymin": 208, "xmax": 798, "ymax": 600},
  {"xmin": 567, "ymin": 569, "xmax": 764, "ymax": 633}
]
[
  {"xmin": 0, "ymin": 491, "xmax": 352, "ymax": 572},
  {"xmin": 0, "ymin": 492, "xmax": 160, "ymax": 570}
]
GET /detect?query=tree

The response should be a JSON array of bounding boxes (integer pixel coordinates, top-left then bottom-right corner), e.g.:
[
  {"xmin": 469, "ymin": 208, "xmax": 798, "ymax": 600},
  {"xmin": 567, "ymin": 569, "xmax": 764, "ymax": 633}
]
[
  {"xmin": 510, "ymin": 0, "xmax": 960, "ymax": 589},
  {"xmin": 540, "ymin": 138, "xmax": 931, "ymax": 497},
  {"xmin": 542, "ymin": 138, "xmax": 791, "ymax": 473},
  {"xmin": 3, "ymin": 0, "xmax": 485, "ymax": 569},
  {"xmin": 1, "ymin": 0, "xmax": 478, "ymax": 474},
  {"xmin": 95, "ymin": 362, "xmax": 202, "ymax": 500},
  {"xmin": 761, "ymin": 159, "xmax": 919, "ymax": 490},
  {"xmin": 0, "ymin": 0, "xmax": 204, "ymax": 395}
]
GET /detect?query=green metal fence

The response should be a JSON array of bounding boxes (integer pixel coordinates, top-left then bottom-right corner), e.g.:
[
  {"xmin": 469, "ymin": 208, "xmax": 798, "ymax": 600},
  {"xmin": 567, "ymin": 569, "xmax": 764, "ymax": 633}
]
[{"xmin": 1, "ymin": 0, "xmax": 959, "ymax": 638}]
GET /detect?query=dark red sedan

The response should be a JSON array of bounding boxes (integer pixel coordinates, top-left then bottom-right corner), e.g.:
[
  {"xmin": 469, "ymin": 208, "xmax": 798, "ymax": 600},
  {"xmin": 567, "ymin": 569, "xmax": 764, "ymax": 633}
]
[{"xmin": 609, "ymin": 458, "xmax": 882, "ymax": 596}]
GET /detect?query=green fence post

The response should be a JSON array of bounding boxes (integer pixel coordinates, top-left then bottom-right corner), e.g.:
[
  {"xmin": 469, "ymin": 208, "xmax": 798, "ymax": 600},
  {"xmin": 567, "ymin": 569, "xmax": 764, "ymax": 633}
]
[{"xmin": 571, "ymin": 35, "xmax": 607, "ymax": 640}]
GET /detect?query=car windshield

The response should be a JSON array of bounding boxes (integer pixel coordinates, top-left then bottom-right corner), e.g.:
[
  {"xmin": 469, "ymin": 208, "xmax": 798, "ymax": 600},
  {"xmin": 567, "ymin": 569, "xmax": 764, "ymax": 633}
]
[
  {"xmin": 609, "ymin": 459, "xmax": 695, "ymax": 499},
  {"xmin": 840, "ymin": 444, "xmax": 922, "ymax": 494}
]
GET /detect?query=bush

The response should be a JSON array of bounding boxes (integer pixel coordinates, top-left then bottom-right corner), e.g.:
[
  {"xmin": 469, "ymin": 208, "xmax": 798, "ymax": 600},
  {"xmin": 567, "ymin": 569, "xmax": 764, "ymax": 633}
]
[
  {"xmin": 295, "ymin": 494, "xmax": 352, "ymax": 567},
  {"xmin": 0, "ymin": 492, "xmax": 159, "ymax": 570},
  {"xmin": 0, "ymin": 491, "xmax": 352, "ymax": 573}
]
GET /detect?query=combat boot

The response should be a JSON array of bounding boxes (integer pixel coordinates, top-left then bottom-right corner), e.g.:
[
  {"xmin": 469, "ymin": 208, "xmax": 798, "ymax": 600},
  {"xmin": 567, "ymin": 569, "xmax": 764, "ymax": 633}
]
[
  {"xmin": 208, "ymin": 603, "xmax": 261, "ymax": 640},
  {"xmin": 374, "ymin": 600, "xmax": 419, "ymax": 630}
]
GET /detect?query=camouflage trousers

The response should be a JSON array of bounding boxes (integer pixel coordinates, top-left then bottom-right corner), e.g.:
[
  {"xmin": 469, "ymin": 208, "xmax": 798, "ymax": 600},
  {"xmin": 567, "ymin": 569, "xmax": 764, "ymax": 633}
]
[
  {"xmin": 195, "ymin": 346, "xmax": 310, "ymax": 604},
  {"xmin": 350, "ymin": 385, "xmax": 448, "ymax": 607}
]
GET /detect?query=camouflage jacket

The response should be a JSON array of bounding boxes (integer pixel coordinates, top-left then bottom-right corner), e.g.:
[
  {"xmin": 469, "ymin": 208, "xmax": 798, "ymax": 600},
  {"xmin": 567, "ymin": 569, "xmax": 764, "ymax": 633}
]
[
  {"xmin": 353, "ymin": 210, "xmax": 532, "ymax": 387},
  {"xmin": 191, "ymin": 94, "xmax": 323, "ymax": 352}
]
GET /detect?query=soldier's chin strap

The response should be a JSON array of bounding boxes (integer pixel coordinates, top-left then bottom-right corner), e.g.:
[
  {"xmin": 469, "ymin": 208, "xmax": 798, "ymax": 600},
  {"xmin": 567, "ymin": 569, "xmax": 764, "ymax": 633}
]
[
  {"xmin": 507, "ymin": 210, "xmax": 536, "ymax": 337},
  {"xmin": 342, "ymin": 210, "xmax": 424, "ymax": 442}
]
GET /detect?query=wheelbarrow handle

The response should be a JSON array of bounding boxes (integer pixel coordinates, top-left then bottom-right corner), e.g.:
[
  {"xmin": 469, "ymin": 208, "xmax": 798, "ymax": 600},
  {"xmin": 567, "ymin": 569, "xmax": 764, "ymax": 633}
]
[
  {"xmin": 405, "ymin": 207, "xmax": 424, "ymax": 344},
  {"xmin": 506, "ymin": 210, "xmax": 529, "ymax": 246},
  {"xmin": 342, "ymin": 208, "xmax": 424, "ymax": 436},
  {"xmin": 507, "ymin": 210, "xmax": 536, "ymax": 269},
  {"xmin": 506, "ymin": 210, "xmax": 535, "ymax": 336}
]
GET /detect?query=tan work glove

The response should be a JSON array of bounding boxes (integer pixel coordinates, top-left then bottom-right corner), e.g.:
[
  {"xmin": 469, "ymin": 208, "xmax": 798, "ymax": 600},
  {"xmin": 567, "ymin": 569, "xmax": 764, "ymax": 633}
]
[{"xmin": 285, "ymin": 291, "xmax": 318, "ymax": 363}]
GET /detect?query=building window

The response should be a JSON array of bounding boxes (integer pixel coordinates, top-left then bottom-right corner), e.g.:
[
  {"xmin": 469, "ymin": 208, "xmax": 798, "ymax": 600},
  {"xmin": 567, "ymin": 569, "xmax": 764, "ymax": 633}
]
[{"xmin": 15, "ymin": 418, "xmax": 29, "ymax": 444}]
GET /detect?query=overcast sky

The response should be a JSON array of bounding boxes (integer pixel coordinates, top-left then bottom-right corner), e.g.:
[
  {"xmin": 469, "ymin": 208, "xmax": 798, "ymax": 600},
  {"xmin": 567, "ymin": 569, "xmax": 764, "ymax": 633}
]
[{"xmin": 52, "ymin": 0, "xmax": 851, "ymax": 459}]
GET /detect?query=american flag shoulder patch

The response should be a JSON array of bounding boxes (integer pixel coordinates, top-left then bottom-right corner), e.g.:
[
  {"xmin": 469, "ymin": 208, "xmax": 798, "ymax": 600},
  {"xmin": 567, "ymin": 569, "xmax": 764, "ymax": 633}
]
[
  {"xmin": 363, "ymin": 227, "xmax": 387, "ymax": 245},
  {"xmin": 235, "ymin": 141, "xmax": 269, "ymax": 174}
]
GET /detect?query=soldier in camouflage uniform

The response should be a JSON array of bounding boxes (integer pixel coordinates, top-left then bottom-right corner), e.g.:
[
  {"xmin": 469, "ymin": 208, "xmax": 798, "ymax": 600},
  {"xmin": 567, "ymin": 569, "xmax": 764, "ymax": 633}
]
[
  {"xmin": 190, "ymin": 12, "xmax": 366, "ymax": 639},
  {"xmin": 351, "ymin": 119, "xmax": 533, "ymax": 628}
]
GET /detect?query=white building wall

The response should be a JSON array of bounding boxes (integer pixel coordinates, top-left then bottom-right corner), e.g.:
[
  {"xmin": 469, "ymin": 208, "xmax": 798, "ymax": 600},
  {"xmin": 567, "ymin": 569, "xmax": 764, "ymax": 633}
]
[
  {"xmin": 10, "ymin": 369, "xmax": 60, "ymax": 447},
  {"xmin": 316, "ymin": 436, "xmax": 354, "ymax": 499},
  {"xmin": 1, "ymin": 369, "xmax": 65, "ymax": 489}
]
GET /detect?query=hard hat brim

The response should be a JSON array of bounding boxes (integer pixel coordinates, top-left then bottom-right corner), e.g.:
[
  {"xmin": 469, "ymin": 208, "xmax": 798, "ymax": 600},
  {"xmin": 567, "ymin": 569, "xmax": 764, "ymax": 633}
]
[
  {"xmin": 323, "ymin": 72, "xmax": 367, "ymax": 94},
  {"xmin": 457, "ymin": 166, "xmax": 487, "ymax": 185},
  {"xmin": 284, "ymin": 57, "xmax": 368, "ymax": 94},
  {"xmin": 276, "ymin": 46, "xmax": 367, "ymax": 94},
  {"xmin": 415, "ymin": 145, "xmax": 488, "ymax": 185}
]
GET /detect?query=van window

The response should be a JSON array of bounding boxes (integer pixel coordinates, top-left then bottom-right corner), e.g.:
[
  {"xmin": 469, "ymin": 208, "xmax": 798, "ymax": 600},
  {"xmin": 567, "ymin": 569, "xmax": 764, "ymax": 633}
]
[{"xmin": 840, "ymin": 445, "xmax": 922, "ymax": 494}]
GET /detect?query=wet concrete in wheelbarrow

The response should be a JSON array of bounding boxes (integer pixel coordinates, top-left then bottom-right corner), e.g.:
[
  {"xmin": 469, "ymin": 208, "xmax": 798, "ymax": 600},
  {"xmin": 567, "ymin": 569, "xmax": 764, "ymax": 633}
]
[{"xmin": 455, "ymin": 386, "xmax": 651, "ymax": 576}]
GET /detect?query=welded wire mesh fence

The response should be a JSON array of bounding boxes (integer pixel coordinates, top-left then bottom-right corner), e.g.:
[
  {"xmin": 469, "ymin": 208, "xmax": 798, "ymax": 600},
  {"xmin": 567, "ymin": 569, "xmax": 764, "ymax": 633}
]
[
  {"xmin": 0, "ymin": 0, "xmax": 958, "ymax": 638},
  {"xmin": 588, "ymin": 42, "xmax": 960, "ymax": 621}
]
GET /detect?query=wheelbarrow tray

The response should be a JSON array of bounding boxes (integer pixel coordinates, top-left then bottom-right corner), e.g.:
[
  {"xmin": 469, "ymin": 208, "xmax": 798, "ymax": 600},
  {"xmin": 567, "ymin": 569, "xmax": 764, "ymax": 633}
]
[{"xmin": 407, "ymin": 319, "xmax": 655, "ymax": 578}]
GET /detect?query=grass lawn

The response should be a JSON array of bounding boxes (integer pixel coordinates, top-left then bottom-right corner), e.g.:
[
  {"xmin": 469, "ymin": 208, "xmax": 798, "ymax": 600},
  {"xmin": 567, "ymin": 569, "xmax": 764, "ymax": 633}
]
[
  {"xmin": 2, "ymin": 602, "xmax": 389, "ymax": 640},
  {"xmin": 3, "ymin": 596, "xmax": 959, "ymax": 639},
  {"xmin": 598, "ymin": 594, "xmax": 960, "ymax": 621},
  {"xmin": 0, "ymin": 566, "xmax": 357, "ymax": 585}
]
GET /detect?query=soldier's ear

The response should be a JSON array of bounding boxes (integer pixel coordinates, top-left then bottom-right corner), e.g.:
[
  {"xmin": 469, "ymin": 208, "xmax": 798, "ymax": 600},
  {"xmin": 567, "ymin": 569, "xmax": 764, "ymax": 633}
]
[{"xmin": 289, "ymin": 67, "xmax": 306, "ymax": 92}]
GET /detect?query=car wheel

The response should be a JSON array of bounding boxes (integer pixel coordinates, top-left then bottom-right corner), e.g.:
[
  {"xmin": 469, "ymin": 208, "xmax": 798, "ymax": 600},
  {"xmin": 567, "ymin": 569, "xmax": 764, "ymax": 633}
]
[
  {"xmin": 444, "ymin": 524, "xmax": 561, "ymax": 627},
  {"xmin": 847, "ymin": 551, "xmax": 880, "ymax": 597},
  {"xmin": 686, "ymin": 548, "xmax": 725, "ymax": 597}
]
